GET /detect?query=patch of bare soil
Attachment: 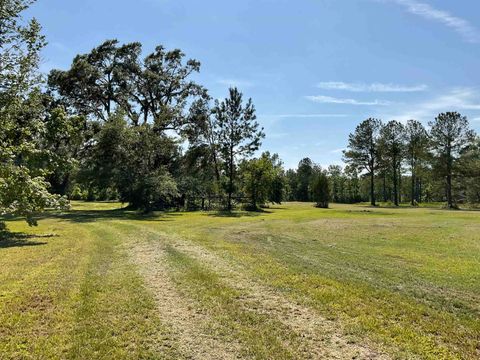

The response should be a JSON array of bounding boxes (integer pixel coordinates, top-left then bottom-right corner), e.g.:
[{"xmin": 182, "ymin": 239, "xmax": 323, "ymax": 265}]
[{"xmin": 129, "ymin": 237, "xmax": 242, "ymax": 360}]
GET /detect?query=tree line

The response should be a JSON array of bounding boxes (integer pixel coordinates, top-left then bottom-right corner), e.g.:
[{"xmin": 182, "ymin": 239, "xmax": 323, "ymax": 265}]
[
  {"xmin": 1, "ymin": 0, "xmax": 479, "ymax": 228},
  {"xmin": 1, "ymin": 0, "xmax": 287, "ymax": 226},
  {"xmin": 285, "ymin": 115, "xmax": 478, "ymax": 209}
]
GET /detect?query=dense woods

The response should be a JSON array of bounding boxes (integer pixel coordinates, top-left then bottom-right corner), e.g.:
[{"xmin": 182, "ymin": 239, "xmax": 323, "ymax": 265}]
[{"xmin": 1, "ymin": 0, "xmax": 480, "ymax": 228}]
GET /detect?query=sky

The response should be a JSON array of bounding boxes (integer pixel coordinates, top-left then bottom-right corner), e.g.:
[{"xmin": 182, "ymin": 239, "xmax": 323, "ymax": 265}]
[{"xmin": 27, "ymin": 0, "xmax": 480, "ymax": 169}]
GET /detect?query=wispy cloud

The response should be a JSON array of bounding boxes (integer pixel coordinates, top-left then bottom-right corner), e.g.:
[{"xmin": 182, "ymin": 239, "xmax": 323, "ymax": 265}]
[
  {"xmin": 330, "ymin": 148, "xmax": 346, "ymax": 154},
  {"xmin": 317, "ymin": 81, "xmax": 428, "ymax": 92},
  {"xmin": 384, "ymin": 0, "xmax": 480, "ymax": 43},
  {"xmin": 267, "ymin": 132, "xmax": 289, "ymax": 139},
  {"xmin": 376, "ymin": 87, "xmax": 480, "ymax": 122},
  {"xmin": 217, "ymin": 78, "xmax": 254, "ymax": 88},
  {"xmin": 49, "ymin": 42, "xmax": 70, "ymax": 53},
  {"xmin": 306, "ymin": 95, "xmax": 392, "ymax": 106},
  {"xmin": 260, "ymin": 113, "xmax": 348, "ymax": 119}
]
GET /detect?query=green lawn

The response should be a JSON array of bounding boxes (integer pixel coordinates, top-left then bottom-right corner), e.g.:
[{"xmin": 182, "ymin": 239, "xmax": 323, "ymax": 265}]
[{"xmin": 1, "ymin": 202, "xmax": 479, "ymax": 359}]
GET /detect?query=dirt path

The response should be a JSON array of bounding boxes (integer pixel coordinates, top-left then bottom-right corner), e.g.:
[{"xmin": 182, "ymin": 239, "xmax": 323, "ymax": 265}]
[
  {"xmin": 129, "ymin": 235, "xmax": 242, "ymax": 360},
  {"xmin": 126, "ymin": 224, "xmax": 390, "ymax": 359}
]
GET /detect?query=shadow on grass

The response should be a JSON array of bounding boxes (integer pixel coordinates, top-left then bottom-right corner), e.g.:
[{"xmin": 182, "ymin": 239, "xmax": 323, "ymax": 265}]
[
  {"xmin": 2, "ymin": 203, "xmax": 277, "ymax": 226},
  {"xmin": 207, "ymin": 209, "xmax": 271, "ymax": 218},
  {"xmin": 39, "ymin": 208, "xmax": 181, "ymax": 223},
  {"xmin": 0, "ymin": 232, "xmax": 57, "ymax": 249}
]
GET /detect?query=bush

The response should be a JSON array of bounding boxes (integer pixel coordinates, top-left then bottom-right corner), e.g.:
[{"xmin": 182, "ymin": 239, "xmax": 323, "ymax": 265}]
[
  {"xmin": 312, "ymin": 173, "xmax": 330, "ymax": 208},
  {"xmin": 69, "ymin": 185, "xmax": 86, "ymax": 200}
]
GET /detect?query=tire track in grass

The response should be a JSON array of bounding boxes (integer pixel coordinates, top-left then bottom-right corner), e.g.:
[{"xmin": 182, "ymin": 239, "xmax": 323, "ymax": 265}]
[
  {"xmin": 66, "ymin": 222, "xmax": 181, "ymax": 360},
  {"xmin": 107, "ymin": 222, "xmax": 241, "ymax": 360},
  {"xmin": 120, "ymin": 222, "xmax": 389, "ymax": 359},
  {"xmin": 166, "ymin": 245, "xmax": 305, "ymax": 359}
]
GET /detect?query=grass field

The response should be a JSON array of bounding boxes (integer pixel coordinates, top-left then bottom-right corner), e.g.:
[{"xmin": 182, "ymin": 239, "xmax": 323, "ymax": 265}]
[{"xmin": 1, "ymin": 202, "xmax": 479, "ymax": 359}]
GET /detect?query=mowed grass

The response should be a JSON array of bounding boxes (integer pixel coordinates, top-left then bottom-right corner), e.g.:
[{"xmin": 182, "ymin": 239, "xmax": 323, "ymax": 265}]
[{"xmin": 1, "ymin": 202, "xmax": 479, "ymax": 359}]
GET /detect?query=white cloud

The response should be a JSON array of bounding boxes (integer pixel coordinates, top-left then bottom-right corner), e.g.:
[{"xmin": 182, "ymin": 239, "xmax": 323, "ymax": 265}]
[
  {"xmin": 49, "ymin": 42, "xmax": 70, "ymax": 53},
  {"xmin": 260, "ymin": 113, "xmax": 348, "ymax": 119},
  {"xmin": 306, "ymin": 95, "xmax": 392, "ymax": 106},
  {"xmin": 217, "ymin": 78, "xmax": 254, "ymax": 88},
  {"xmin": 386, "ymin": 0, "xmax": 480, "ymax": 43},
  {"xmin": 376, "ymin": 87, "xmax": 480, "ymax": 122},
  {"xmin": 317, "ymin": 81, "xmax": 428, "ymax": 92},
  {"xmin": 330, "ymin": 148, "xmax": 346, "ymax": 154},
  {"xmin": 267, "ymin": 132, "xmax": 289, "ymax": 139}
]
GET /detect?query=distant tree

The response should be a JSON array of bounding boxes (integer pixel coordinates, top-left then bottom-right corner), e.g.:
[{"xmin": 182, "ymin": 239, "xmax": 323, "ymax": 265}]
[
  {"xmin": 312, "ymin": 172, "xmax": 330, "ymax": 208},
  {"xmin": 48, "ymin": 40, "xmax": 206, "ymax": 131},
  {"xmin": 81, "ymin": 113, "xmax": 179, "ymax": 210},
  {"xmin": 180, "ymin": 143, "xmax": 219, "ymax": 210},
  {"xmin": 296, "ymin": 158, "xmax": 314, "ymax": 201},
  {"xmin": 379, "ymin": 120, "xmax": 406, "ymax": 206},
  {"xmin": 328, "ymin": 165, "xmax": 344, "ymax": 203},
  {"xmin": 458, "ymin": 136, "xmax": 480, "ymax": 204},
  {"xmin": 212, "ymin": 88, "xmax": 264, "ymax": 210},
  {"xmin": 239, "ymin": 152, "xmax": 283, "ymax": 210},
  {"xmin": 285, "ymin": 169, "xmax": 298, "ymax": 201},
  {"xmin": 48, "ymin": 40, "xmax": 126, "ymax": 121},
  {"xmin": 266, "ymin": 153, "xmax": 286, "ymax": 204},
  {"xmin": 41, "ymin": 106, "xmax": 88, "ymax": 195},
  {"xmin": 185, "ymin": 97, "xmax": 222, "ymax": 183},
  {"xmin": 344, "ymin": 118, "xmax": 382, "ymax": 206},
  {"xmin": 269, "ymin": 171, "xmax": 285, "ymax": 204},
  {"xmin": 344, "ymin": 165, "xmax": 362, "ymax": 203},
  {"xmin": 429, "ymin": 112, "xmax": 475, "ymax": 208},
  {"xmin": 135, "ymin": 46, "xmax": 206, "ymax": 133},
  {"xmin": 0, "ymin": 0, "xmax": 68, "ymax": 226},
  {"xmin": 405, "ymin": 120, "xmax": 429, "ymax": 205}
]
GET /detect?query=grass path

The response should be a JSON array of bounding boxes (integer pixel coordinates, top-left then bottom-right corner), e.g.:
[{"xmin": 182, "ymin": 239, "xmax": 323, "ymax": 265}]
[
  {"xmin": 1, "ymin": 202, "xmax": 479, "ymax": 359},
  {"xmin": 120, "ymin": 222, "xmax": 386, "ymax": 359}
]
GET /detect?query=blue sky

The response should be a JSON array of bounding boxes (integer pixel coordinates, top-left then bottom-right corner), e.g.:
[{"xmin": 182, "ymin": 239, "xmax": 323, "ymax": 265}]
[{"xmin": 29, "ymin": 0, "xmax": 480, "ymax": 168}]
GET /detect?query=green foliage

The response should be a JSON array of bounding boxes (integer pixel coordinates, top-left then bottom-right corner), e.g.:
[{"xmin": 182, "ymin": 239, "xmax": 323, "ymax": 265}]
[
  {"xmin": 344, "ymin": 118, "xmax": 382, "ymax": 206},
  {"xmin": 295, "ymin": 158, "xmax": 314, "ymax": 201},
  {"xmin": 212, "ymin": 87, "xmax": 265, "ymax": 210},
  {"xmin": 429, "ymin": 112, "xmax": 476, "ymax": 208},
  {"xmin": 41, "ymin": 106, "xmax": 87, "ymax": 195},
  {"xmin": 240, "ymin": 152, "xmax": 284, "ymax": 209},
  {"xmin": 458, "ymin": 137, "xmax": 480, "ymax": 204},
  {"xmin": 378, "ymin": 120, "xmax": 405, "ymax": 206},
  {"xmin": 46, "ymin": 40, "xmax": 217, "ymax": 211},
  {"xmin": 4, "ymin": 4, "xmax": 476, "ymax": 218},
  {"xmin": 48, "ymin": 40, "xmax": 206, "ymax": 129},
  {"xmin": 269, "ymin": 171, "xmax": 285, "ymax": 204},
  {"xmin": 312, "ymin": 172, "xmax": 330, "ymax": 208},
  {"xmin": 0, "ymin": 0, "xmax": 68, "ymax": 226},
  {"xmin": 405, "ymin": 120, "xmax": 429, "ymax": 205},
  {"xmin": 81, "ymin": 113, "xmax": 179, "ymax": 211}
]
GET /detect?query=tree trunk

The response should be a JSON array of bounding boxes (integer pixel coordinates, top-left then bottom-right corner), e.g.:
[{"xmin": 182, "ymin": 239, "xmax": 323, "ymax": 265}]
[
  {"xmin": 446, "ymin": 174, "xmax": 453, "ymax": 208},
  {"xmin": 446, "ymin": 146, "xmax": 453, "ymax": 208},
  {"xmin": 392, "ymin": 159, "xmax": 398, "ymax": 206},
  {"xmin": 212, "ymin": 151, "xmax": 221, "ymax": 183},
  {"xmin": 370, "ymin": 171, "xmax": 376, "ymax": 206},
  {"xmin": 398, "ymin": 164, "xmax": 402, "ymax": 204},
  {"xmin": 383, "ymin": 172, "xmax": 387, "ymax": 202},
  {"xmin": 418, "ymin": 178, "xmax": 422, "ymax": 203},
  {"xmin": 227, "ymin": 150, "xmax": 234, "ymax": 211},
  {"xmin": 411, "ymin": 172, "xmax": 415, "ymax": 206}
]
